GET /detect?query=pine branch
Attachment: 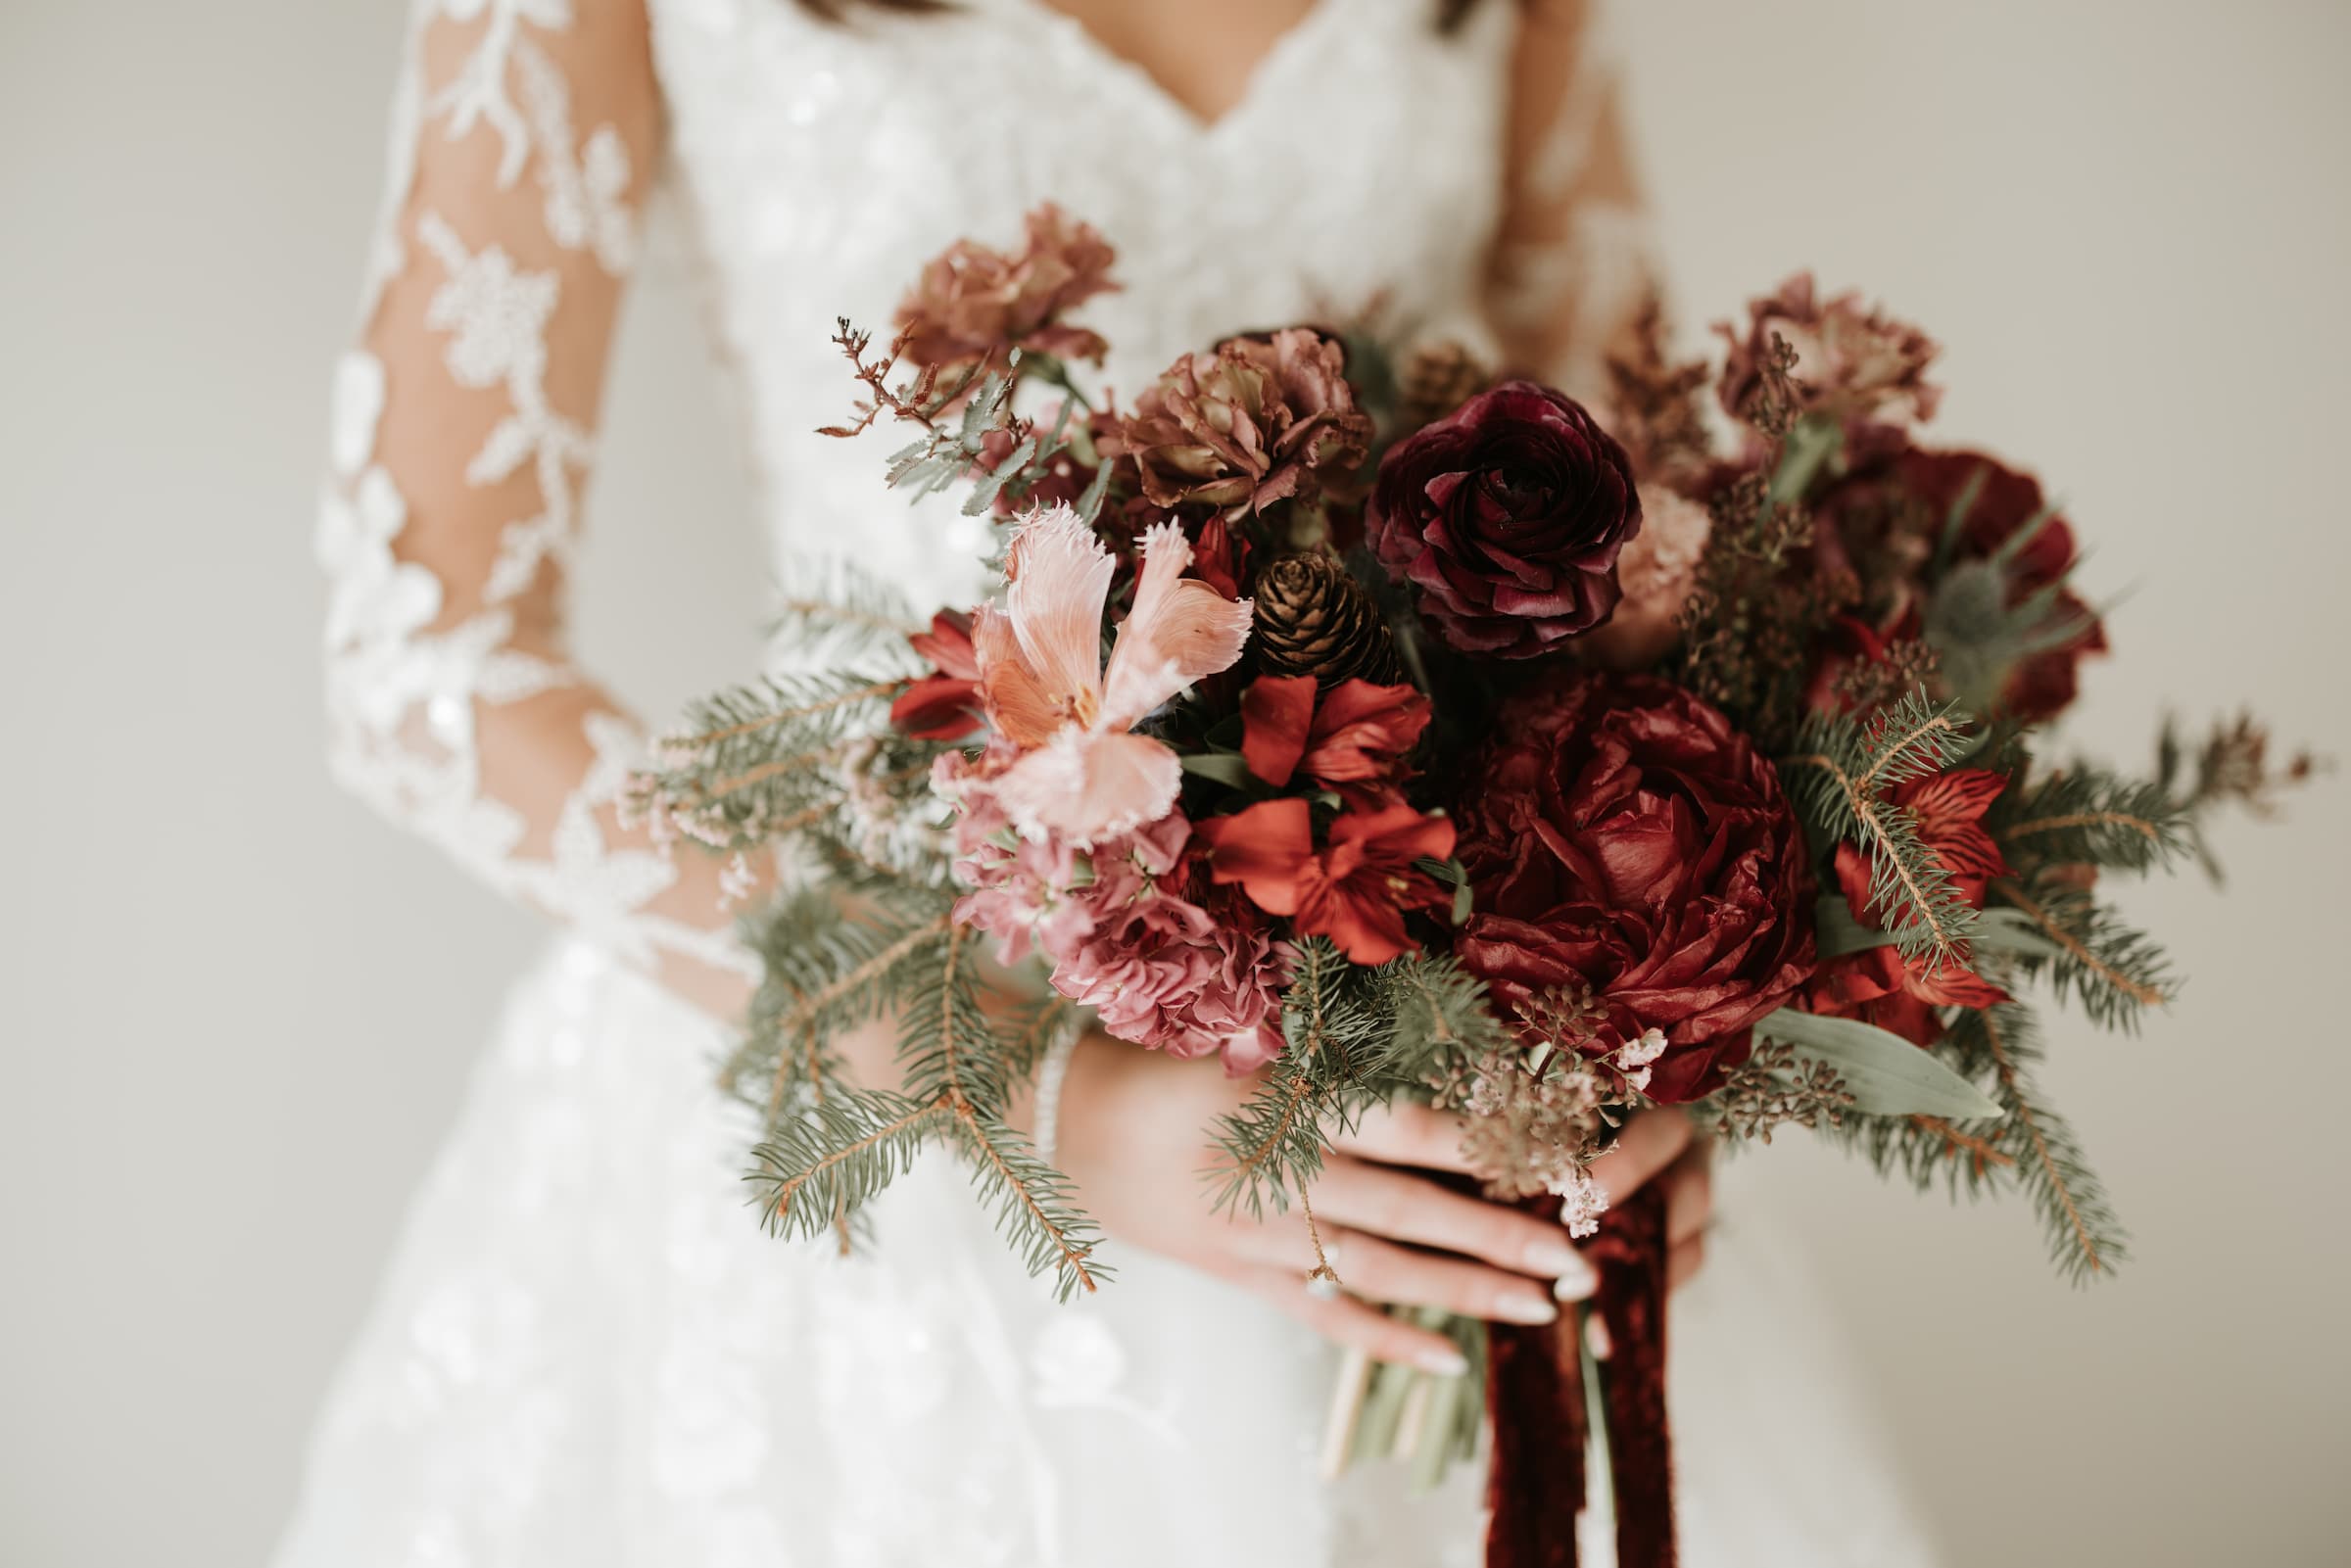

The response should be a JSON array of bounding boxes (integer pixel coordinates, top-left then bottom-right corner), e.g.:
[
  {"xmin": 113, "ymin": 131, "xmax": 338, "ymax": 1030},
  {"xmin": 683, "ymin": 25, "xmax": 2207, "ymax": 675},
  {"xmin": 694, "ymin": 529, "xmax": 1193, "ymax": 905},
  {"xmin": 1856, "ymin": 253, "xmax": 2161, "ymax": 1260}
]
[
  {"xmin": 1992, "ymin": 767, "xmax": 2189, "ymax": 877},
  {"xmin": 745, "ymin": 1089, "xmax": 946, "ymax": 1244},
  {"xmin": 766, "ymin": 556, "xmax": 925, "ymax": 665},
  {"xmin": 944, "ymin": 1106, "xmax": 1109, "ymax": 1301},
  {"xmin": 1960, "ymin": 1005, "xmax": 2129, "ymax": 1284},
  {"xmin": 1783, "ymin": 689, "xmax": 1981, "ymax": 972},
  {"xmin": 632, "ymin": 671, "xmax": 909, "ymax": 850},
  {"xmin": 1210, "ymin": 940, "xmax": 1355, "ymax": 1218},
  {"xmin": 1991, "ymin": 876, "xmax": 2174, "ymax": 1032}
]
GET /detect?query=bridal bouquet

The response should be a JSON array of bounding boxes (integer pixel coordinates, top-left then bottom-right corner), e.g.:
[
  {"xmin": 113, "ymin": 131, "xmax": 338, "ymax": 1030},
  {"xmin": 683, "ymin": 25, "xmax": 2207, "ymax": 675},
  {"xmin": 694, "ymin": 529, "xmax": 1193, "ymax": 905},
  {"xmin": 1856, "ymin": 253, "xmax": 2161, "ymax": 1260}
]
[{"xmin": 630, "ymin": 209, "xmax": 2306, "ymax": 1562}]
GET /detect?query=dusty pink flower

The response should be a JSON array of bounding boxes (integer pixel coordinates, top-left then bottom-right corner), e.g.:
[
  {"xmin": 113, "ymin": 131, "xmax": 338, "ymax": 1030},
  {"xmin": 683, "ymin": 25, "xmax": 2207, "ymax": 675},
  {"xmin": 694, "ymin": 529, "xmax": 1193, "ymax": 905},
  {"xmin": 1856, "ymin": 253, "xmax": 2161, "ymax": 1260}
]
[
  {"xmin": 973, "ymin": 503, "xmax": 1253, "ymax": 847},
  {"xmin": 1104, "ymin": 328, "xmax": 1371, "ymax": 517},
  {"xmin": 1717, "ymin": 274, "xmax": 1942, "ymax": 442},
  {"xmin": 895, "ymin": 204, "xmax": 1118, "ymax": 369},
  {"xmin": 936, "ymin": 768, "xmax": 1291, "ymax": 1070},
  {"xmin": 1577, "ymin": 487, "xmax": 1711, "ymax": 670}
]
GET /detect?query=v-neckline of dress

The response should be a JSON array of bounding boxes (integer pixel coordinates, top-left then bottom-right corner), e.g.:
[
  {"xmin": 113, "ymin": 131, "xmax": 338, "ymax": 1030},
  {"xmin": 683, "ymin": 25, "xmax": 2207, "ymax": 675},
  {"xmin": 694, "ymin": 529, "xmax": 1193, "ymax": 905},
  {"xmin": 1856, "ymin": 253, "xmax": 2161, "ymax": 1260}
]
[{"xmin": 997, "ymin": 0, "xmax": 1348, "ymax": 140}]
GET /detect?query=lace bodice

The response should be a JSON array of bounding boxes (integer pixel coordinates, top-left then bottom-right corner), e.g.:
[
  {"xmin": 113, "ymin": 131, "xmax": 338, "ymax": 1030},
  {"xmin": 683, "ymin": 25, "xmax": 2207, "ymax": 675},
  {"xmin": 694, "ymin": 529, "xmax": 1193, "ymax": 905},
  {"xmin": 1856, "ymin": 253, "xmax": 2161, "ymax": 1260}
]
[{"xmin": 317, "ymin": 0, "xmax": 1650, "ymax": 1008}]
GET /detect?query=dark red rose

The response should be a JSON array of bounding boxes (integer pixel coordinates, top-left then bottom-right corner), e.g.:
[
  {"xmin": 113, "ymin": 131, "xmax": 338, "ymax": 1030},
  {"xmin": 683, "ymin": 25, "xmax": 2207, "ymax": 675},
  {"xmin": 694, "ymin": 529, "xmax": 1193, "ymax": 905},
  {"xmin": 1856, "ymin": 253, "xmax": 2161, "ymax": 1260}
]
[
  {"xmin": 1453, "ymin": 671, "xmax": 1816, "ymax": 1101},
  {"xmin": 1368, "ymin": 380, "xmax": 1643, "ymax": 659},
  {"xmin": 889, "ymin": 610, "xmax": 984, "ymax": 740}
]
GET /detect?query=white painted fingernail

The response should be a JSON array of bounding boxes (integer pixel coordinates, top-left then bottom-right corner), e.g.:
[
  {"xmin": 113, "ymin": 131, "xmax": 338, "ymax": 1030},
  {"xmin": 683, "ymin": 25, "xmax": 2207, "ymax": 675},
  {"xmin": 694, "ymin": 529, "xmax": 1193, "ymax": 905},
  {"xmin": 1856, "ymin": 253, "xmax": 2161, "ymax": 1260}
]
[
  {"xmin": 1417, "ymin": 1346, "xmax": 1471, "ymax": 1377},
  {"xmin": 1527, "ymin": 1241, "xmax": 1581, "ymax": 1276},
  {"xmin": 1553, "ymin": 1263, "xmax": 1598, "ymax": 1303},
  {"xmin": 1494, "ymin": 1294, "xmax": 1559, "ymax": 1325}
]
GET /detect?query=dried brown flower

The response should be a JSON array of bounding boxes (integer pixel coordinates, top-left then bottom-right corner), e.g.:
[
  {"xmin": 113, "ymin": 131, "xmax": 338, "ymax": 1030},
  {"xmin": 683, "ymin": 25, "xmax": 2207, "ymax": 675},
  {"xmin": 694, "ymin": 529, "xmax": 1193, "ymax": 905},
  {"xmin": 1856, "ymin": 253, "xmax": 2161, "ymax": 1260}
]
[
  {"xmin": 894, "ymin": 204, "xmax": 1118, "ymax": 370},
  {"xmin": 1717, "ymin": 274, "xmax": 1942, "ymax": 446},
  {"xmin": 1105, "ymin": 328, "xmax": 1371, "ymax": 517}
]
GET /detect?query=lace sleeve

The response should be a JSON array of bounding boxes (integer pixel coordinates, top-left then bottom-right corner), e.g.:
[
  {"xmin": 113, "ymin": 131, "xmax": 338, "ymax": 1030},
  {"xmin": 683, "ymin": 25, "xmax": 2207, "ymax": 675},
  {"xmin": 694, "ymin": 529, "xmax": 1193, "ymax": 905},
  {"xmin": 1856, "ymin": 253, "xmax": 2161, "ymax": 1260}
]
[
  {"xmin": 1488, "ymin": 0, "xmax": 1658, "ymax": 402},
  {"xmin": 317, "ymin": 0, "xmax": 758, "ymax": 1012}
]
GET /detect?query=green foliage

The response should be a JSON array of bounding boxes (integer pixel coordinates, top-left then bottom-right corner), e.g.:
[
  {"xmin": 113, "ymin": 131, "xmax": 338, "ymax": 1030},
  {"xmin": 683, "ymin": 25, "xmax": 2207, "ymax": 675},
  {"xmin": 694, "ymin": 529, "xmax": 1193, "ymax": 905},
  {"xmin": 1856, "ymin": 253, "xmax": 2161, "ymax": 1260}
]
[
  {"xmin": 747, "ymin": 1088, "xmax": 942, "ymax": 1246},
  {"xmin": 1943, "ymin": 1004, "xmax": 2131, "ymax": 1285},
  {"xmin": 1991, "ymin": 765, "xmax": 2189, "ymax": 877},
  {"xmin": 1783, "ymin": 688, "xmax": 1981, "ymax": 972},
  {"xmin": 1210, "ymin": 943, "xmax": 1506, "ymax": 1219},
  {"xmin": 633, "ymin": 670, "xmax": 908, "ymax": 851},
  {"xmin": 765, "ymin": 558, "xmax": 925, "ymax": 667},
  {"xmin": 1751, "ymin": 1009, "xmax": 2003, "ymax": 1118},
  {"xmin": 1991, "ymin": 873, "xmax": 2176, "ymax": 1033}
]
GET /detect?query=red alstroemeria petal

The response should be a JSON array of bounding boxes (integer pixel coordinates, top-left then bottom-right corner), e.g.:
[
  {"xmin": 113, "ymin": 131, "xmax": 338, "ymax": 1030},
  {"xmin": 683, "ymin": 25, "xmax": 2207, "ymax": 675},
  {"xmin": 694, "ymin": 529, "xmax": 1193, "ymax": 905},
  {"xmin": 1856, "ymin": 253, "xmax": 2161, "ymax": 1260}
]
[
  {"xmin": 1240, "ymin": 675, "xmax": 1318, "ymax": 787},
  {"xmin": 1196, "ymin": 797, "xmax": 1317, "ymax": 917}
]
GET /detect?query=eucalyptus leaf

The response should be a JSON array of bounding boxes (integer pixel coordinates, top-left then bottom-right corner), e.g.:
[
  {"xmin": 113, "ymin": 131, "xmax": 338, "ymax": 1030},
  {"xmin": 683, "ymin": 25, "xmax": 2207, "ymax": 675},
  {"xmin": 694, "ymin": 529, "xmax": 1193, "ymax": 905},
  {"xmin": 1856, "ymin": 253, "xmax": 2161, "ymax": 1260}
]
[
  {"xmin": 1752, "ymin": 1009, "xmax": 2004, "ymax": 1119},
  {"xmin": 1177, "ymin": 752, "xmax": 1254, "ymax": 788},
  {"xmin": 1813, "ymin": 894, "xmax": 1899, "ymax": 959},
  {"xmin": 1967, "ymin": 906, "xmax": 2065, "ymax": 960}
]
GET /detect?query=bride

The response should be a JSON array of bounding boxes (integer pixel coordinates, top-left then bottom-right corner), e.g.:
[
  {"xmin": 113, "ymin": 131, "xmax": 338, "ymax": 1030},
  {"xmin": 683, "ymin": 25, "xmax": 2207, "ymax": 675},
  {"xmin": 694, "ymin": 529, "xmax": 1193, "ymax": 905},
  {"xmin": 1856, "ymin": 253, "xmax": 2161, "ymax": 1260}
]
[{"xmin": 291, "ymin": 0, "xmax": 1936, "ymax": 1562}]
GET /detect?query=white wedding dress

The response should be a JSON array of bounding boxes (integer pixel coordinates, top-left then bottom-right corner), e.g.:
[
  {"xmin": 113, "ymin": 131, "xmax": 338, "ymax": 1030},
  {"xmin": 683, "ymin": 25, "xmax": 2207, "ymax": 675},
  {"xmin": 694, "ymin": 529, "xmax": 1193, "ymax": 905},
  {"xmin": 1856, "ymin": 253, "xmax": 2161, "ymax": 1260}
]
[{"xmin": 287, "ymin": 1, "xmax": 1937, "ymax": 1563}]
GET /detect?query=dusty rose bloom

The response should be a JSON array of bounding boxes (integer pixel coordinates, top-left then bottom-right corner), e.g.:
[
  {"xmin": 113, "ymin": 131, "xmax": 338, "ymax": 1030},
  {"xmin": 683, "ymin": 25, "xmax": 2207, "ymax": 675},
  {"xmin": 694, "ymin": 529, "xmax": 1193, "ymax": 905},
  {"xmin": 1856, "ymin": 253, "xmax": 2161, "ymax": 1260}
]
[
  {"xmin": 895, "ymin": 204, "xmax": 1118, "ymax": 369},
  {"xmin": 1107, "ymin": 328, "xmax": 1371, "ymax": 516},
  {"xmin": 1577, "ymin": 487, "xmax": 1712, "ymax": 670},
  {"xmin": 1717, "ymin": 273, "xmax": 1941, "ymax": 440}
]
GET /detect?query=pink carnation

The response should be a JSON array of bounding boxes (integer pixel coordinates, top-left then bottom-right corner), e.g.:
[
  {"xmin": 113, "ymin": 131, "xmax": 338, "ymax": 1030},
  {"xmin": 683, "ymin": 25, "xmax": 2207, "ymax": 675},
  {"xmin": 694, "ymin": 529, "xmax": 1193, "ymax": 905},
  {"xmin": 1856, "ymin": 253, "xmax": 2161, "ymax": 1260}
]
[{"xmin": 936, "ymin": 753, "xmax": 1291, "ymax": 1071}]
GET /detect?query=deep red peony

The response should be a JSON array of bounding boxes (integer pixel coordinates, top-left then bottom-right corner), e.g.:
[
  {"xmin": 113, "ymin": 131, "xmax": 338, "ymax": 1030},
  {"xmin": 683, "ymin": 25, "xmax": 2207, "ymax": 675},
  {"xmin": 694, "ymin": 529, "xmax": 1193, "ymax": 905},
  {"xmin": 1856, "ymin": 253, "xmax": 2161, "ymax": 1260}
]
[
  {"xmin": 1367, "ymin": 380, "xmax": 1643, "ymax": 660},
  {"xmin": 1197, "ymin": 798, "xmax": 1457, "ymax": 967},
  {"xmin": 1451, "ymin": 671, "xmax": 1816, "ymax": 1102}
]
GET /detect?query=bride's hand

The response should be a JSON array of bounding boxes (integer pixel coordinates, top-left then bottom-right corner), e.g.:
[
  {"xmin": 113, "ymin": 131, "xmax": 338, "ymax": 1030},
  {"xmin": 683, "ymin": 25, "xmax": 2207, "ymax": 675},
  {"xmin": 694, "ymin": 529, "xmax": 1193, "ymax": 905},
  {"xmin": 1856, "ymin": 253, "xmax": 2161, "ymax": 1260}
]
[{"xmin": 1053, "ymin": 1033, "xmax": 1707, "ymax": 1371}]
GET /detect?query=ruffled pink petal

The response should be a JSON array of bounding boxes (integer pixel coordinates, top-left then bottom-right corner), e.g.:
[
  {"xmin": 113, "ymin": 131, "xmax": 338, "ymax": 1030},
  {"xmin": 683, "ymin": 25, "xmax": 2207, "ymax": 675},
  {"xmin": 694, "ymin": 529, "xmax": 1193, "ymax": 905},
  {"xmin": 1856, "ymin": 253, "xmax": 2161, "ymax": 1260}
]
[
  {"xmin": 991, "ymin": 728, "xmax": 1184, "ymax": 848},
  {"xmin": 1100, "ymin": 521, "xmax": 1253, "ymax": 730},
  {"xmin": 1000, "ymin": 502, "xmax": 1114, "ymax": 721}
]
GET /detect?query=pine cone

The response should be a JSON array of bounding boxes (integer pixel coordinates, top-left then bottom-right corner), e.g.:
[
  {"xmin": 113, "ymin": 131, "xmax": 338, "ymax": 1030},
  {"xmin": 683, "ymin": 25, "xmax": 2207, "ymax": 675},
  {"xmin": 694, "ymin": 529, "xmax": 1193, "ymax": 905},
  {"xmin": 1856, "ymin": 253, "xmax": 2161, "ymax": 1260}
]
[
  {"xmin": 1396, "ymin": 340, "xmax": 1492, "ymax": 433},
  {"xmin": 1252, "ymin": 552, "xmax": 1403, "ymax": 688}
]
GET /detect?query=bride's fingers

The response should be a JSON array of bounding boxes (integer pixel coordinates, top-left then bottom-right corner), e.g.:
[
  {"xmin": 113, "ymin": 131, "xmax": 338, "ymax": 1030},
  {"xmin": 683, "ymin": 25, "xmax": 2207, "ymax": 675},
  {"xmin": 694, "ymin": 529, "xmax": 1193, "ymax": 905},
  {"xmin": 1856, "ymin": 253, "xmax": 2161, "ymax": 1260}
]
[
  {"xmin": 1318, "ymin": 1230, "xmax": 1561, "ymax": 1325},
  {"xmin": 1327, "ymin": 1100, "xmax": 1473, "ymax": 1173},
  {"xmin": 1587, "ymin": 1109, "xmax": 1696, "ymax": 1208},
  {"xmin": 1310, "ymin": 1158, "xmax": 1598, "ymax": 1297},
  {"xmin": 1238, "ymin": 1264, "xmax": 1474, "ymax": 1374},
  {"xmin": 1663, "ymin": 1138, "xmax": 1714, "ymax": 1245}
]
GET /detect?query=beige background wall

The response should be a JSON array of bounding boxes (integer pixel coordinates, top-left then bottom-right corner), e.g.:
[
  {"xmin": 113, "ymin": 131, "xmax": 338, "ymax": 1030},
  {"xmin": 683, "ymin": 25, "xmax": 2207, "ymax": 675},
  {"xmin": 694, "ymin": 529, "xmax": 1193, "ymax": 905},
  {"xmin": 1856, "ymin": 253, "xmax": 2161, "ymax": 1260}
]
[{"xmin": 2, "ymin": 1, "xmax": 2345, "ymax": 1563}]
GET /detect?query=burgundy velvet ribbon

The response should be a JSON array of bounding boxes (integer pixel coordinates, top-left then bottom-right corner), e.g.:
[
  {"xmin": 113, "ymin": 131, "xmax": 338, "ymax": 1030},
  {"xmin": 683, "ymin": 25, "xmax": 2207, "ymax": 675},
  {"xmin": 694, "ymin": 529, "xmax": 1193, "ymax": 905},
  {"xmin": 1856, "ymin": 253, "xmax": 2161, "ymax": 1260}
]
[{"xmin": 1483, "ymin": 1183, "xmax": 1677, "ymax": 1568}]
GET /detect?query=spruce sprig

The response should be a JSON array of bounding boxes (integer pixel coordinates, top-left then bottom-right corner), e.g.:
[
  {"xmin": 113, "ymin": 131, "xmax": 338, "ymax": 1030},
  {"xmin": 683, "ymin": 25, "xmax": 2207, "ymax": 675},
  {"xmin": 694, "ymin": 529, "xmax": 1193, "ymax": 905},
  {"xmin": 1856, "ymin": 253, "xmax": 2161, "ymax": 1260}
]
[
  {"xmin": 1951, "ymin": 1004, "xmax": 2131, "ymax": 1284},
  {"xmin": 1990, "ymin": 874, "xmax": 2176, "ymax": 1032},
  {"xmin": 635, "ymin": 670, "xmax": 908, "ymax": 849},
  {"xmin": 766, "ymin": 557, "xmax": 926, "ymax": 666},
  {"xmin": 1992, "ymin": 766, "xmax": 2189, "ymax": 876},
  {"xmin": 1782, "ymin": 688, "xmax": 1981, "ymax": 972}
]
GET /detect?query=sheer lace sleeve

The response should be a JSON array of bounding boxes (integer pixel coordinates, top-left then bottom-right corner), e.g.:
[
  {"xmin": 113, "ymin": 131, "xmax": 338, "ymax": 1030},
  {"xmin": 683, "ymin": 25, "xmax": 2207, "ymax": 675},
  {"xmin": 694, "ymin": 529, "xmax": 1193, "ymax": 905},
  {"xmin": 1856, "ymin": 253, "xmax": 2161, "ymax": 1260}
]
[
  {"xmin": 1489, "ymin": 0, "xmax": 1658, "ymax": 402},
  {"xmin": 317, "ymin": 0, "xmax": 757, "ymax": 1013}
]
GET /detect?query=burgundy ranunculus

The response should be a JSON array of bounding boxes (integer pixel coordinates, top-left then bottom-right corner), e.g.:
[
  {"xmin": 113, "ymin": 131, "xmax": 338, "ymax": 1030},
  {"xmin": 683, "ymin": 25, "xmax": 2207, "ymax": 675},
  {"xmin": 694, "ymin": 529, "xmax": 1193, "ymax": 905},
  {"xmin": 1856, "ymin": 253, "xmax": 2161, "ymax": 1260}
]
[
  {"xmin": 1367, "ymin": 380, "xmax": 1642, "ymax": 659},
  {"xmin": 1453, "ymin": 671, "xmax": 1816, "ymax": 1102}
]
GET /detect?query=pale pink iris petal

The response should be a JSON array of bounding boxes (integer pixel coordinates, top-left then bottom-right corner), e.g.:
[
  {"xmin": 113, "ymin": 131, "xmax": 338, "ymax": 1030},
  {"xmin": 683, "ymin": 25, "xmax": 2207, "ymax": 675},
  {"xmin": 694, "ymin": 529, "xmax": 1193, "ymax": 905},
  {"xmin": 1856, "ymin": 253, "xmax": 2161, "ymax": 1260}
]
[
  {"xmin": 1100, "ymin": 521, "xmax": 1254, "ymax": 729},
  {"xmin": 1001, "ymin": 504, "xmax": 1114, "ymax": 719},
  {"xmin": 991, "ymin": 728, "xmax": 1184, "ymax": 847},
  {"xmin": 972, "ymin": 604, "xmax": 1065, "ymax": 747}
]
